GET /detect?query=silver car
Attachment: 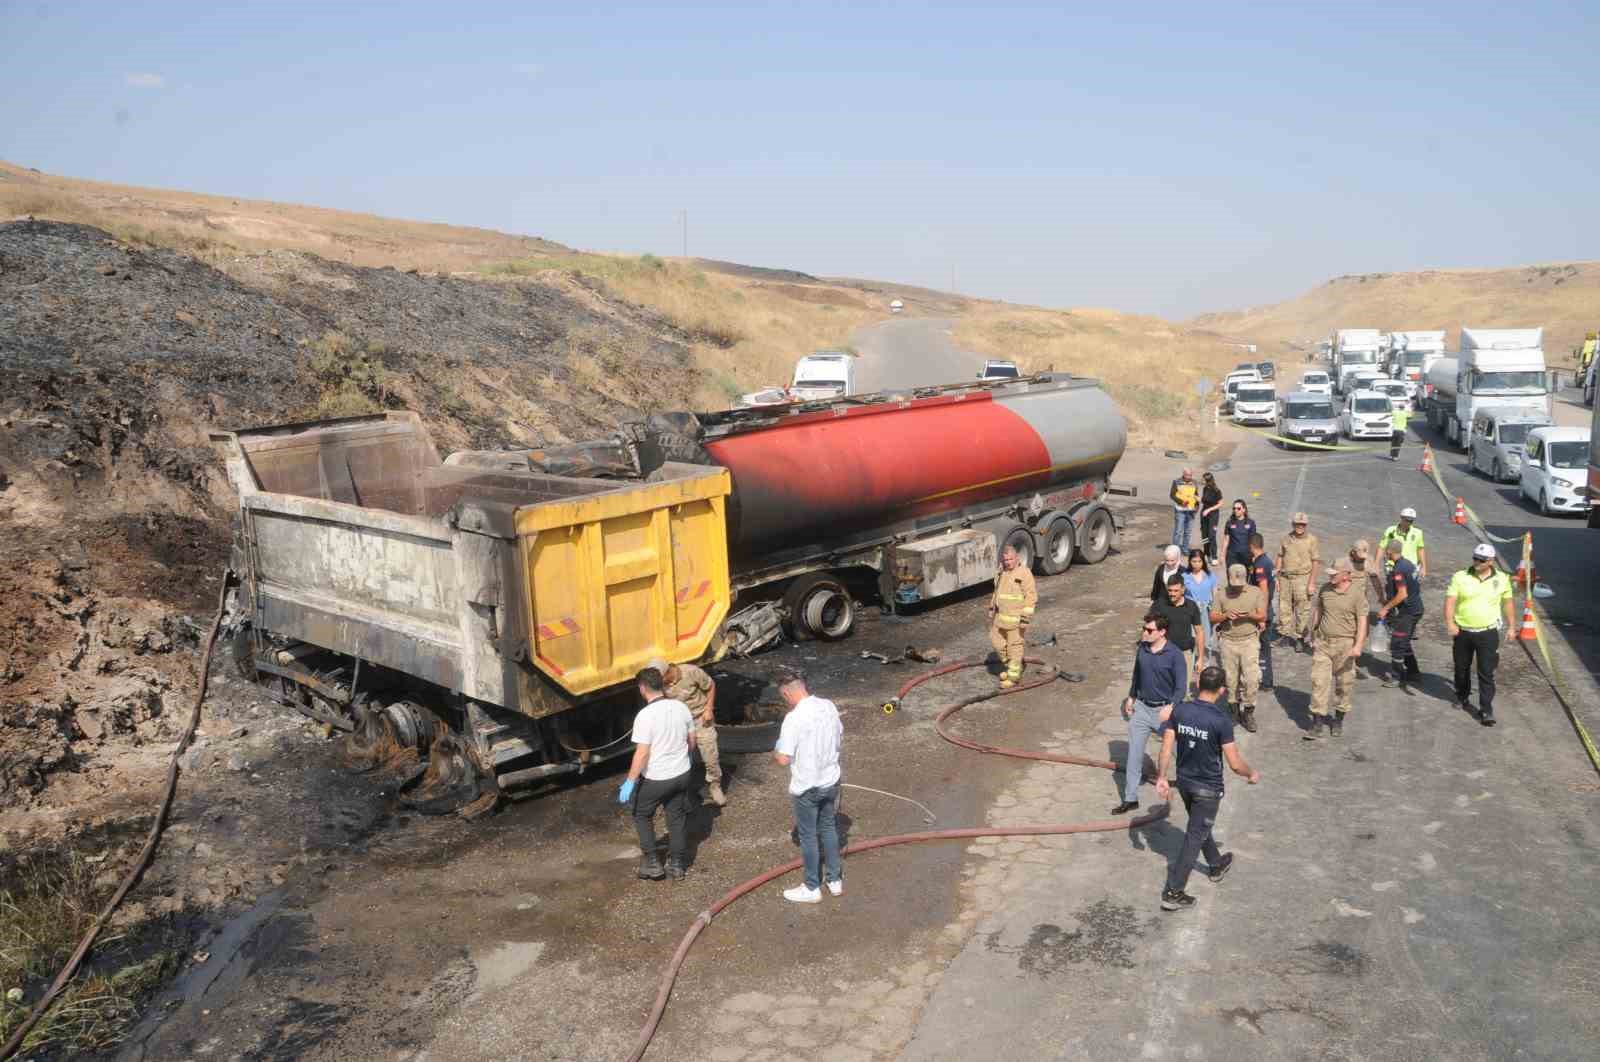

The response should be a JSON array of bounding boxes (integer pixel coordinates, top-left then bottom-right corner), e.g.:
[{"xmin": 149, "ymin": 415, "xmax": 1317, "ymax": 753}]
[
  {"xmin": 1469, "ymin": 412, "xmax": 1551, "ymax": 483},
  {"xmin": 1276, "ymin": 391, "xmax": 1340, "ymax": 450}
]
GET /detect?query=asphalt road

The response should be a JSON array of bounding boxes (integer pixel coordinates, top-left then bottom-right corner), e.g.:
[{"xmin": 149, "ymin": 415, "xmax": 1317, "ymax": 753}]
[
  {"xmin": 903, "ymin": 376, "xmax": 1600, "ymax": 1061},
  {"xmin": 851, "ymin": 316, "xmax": 984, "ymax": 392}
]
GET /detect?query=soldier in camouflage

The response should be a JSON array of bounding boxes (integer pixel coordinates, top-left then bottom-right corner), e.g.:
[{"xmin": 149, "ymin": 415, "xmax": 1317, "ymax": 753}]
[{"xmin": 648, "ymin": 657, "xmax": 726, "ymax": 806}]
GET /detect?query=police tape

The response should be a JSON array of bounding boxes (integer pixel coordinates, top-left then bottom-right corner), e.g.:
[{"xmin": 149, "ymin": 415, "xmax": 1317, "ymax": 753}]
[
  {"xmin": 1228, "ymin": 424, "xmax": 1377, "ymax": 452},
  {"xmin": 1423, "ymin": 453, "xmax": 1600, "ymax": 779}
]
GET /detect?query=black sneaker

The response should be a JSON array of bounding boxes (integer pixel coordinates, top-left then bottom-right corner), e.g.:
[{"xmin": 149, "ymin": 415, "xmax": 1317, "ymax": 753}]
[
  {"xmin": 637, "ymin": 855, "xmax": 665, "ymax": 881},
  {"xmin": 1479, "ymin": 709, "xmax": 1497, "ymax": 728},
  {"xmin": 1110, "ymin": 800, "xmax": 1140, "ymax": 815},
  {"xmin": 1160, "ymin": 888, "xmax": 1197, "ymax": 912},
  {"xmin": 1207, "ymin": 852, "xmax": 1234, "ymax": 883},
  {"xmin": 1381, "ymin": 676, "xmax": 1402, "ymax": 688}
]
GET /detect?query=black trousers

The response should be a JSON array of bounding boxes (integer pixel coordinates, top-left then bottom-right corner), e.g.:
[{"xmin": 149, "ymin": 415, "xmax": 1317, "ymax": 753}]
[
  {"xmin": 1200, "ymin": 513, "xmax": 1220, "ymax": 560},
  {"xmin": 1452, "ymin": 628, "xmax": 1499, "ymax": 714},
  {"xmin": 1389, "ymin": 607, "xmax": 1422, "ymax": 676},
  {"xmin": 630, "ymin": 769, "xmax": 691, "ymax": 865},
  {"xmin": 1390, "ymin": 429, "xmax": 1405, "ymax": 459},
  {"xmin": 1166, "ymin": 787, "xmax": 1222, "ymax": 893}
]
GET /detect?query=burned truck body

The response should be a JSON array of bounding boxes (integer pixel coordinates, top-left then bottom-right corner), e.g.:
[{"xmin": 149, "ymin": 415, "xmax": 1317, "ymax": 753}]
[{"xmin": 216, "ymin": 373, "xmax": 1128, "ymax": 803}]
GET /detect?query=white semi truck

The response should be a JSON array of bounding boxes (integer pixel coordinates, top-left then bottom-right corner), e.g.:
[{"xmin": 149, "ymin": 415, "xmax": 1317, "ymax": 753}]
[
  {"xmin": 1388, "ymin": 329, "xmax": 1447, "ymax": 404},
  {"xmin": 1423, "ymin": 327, "xmax": 1550, "ymax": 449},
  {"xmin": 1332, "ymin": 329, "xmax": 1383, "ymax": 393}
]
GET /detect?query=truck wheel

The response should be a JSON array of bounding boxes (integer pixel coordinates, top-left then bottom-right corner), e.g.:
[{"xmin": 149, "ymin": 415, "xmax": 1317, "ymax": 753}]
[
  {"xmin": 1001, "ymin": 527, "xmax": 1036, "ymax": 571},
  {"xmin": 1077, "ymin": 509, "xmax": 1114, "ymax": 565},
  {"xmin": 1491, "ymin": 459, "xmax": 1503, "ymax": 483},
  {"xmin": 785, "ymin": 574, "xmax": 855, "ymax": 641},
  {"xmin": 1036, "ymin": 518, "xmax": 1074, "ymax": 575}
]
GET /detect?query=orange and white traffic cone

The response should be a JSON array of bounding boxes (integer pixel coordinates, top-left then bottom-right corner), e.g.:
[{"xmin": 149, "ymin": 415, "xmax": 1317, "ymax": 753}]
[
  {"xmin": 1419, "ymin": 444, "xmax": 1433, "ymax": 474},
  {"xmin": 1514, "ymin": 559, "xmax": 1537, "ymax": 589},
  {"xmin": 1453, "ymin": 497, "xmax": 1466, "ymax": 525},
  {"xmin": 1517, "ymin": 600, "xmax": 1538, "ymax": 641}
]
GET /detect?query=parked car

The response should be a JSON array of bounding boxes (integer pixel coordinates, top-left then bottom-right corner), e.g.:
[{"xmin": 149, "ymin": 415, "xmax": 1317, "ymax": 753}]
[
  {"xmin": 1298, "ymin": 370, "xmax": 1332, "ymax": 396},
  {"xmin": 1276, "ymin": 392, "xmax": 1339, "ymax": 449},
  {"xmin": 790, "ymin": 351, "xmax": 855, "ymax": 399},
  {"xmin": 1372, "ymin": 380, "xmax": 1411, "ymax": 412},
  {"xmin": 1341, "ymin": 390, "xmax": 1394, "ymax": 440},
  {"xmin": 978, "ymin": 359, "xmax": 1021, "ymax": 381},
  {"xmin": 1469, "ymin": 412, "xmax": 1551, "ymax": 483},
  {"xmin": 1256, "ymin": 361, "xmax": 1276, "ymax": 381},
  {"xmin": 1519, "ymin": 426, "xmax": 1593, "ymax": 516},
  {"xmin": 1231, "ymin": 383, "xmax": 1277, "ymax": 426},
  {"xmin": 736, "ymin": 387, "xmax": 795, "ymax": 408}
]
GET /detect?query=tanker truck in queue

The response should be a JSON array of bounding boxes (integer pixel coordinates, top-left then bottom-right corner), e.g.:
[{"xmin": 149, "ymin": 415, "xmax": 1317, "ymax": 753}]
[
  {"xmin": 213, "ymin": 372, "xmax": 1129, "ymax": 809},
  {"xmin": 1332, "ymin": 329, "xmax": 1383, "ymax": 393},
  {"xmin": 1423, "ymin": 327, "xmax": 1550, "ymax": 449}
]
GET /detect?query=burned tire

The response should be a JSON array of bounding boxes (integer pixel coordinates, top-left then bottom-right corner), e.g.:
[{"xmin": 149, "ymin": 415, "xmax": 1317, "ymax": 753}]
[
  {"xmin": 1077, "ymin": 508, "xmax": 1114, "ymax": 565},
  {"xmin": 1035, "ymin": 518, "xmax": 1074, "ymax": 575},
  {"xmin": 1001, "ymin": 526, "xmax": 1036, "ymax": 571},
  {"xmin": 715, "ymin": 720, "xmax": 782, "ymax": 754},
  {"xmin": 784, "ymin": 574, "xmax": 855, "ymax": 641},
  {"xmin": 400, "ymin": 730, "xmax": 489, "ymax": 816}
]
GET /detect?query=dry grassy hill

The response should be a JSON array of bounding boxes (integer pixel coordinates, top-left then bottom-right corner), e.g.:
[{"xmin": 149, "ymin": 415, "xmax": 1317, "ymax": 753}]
[{"xmin": 1194, "ymin": 263, "xmax": 1600, "ymax": 364}]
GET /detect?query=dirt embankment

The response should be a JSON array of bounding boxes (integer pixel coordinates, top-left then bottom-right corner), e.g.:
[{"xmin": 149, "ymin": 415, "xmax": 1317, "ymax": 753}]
[{"xmin": 0, "ymin": 219, "xmax": 704, "ymax": 823}]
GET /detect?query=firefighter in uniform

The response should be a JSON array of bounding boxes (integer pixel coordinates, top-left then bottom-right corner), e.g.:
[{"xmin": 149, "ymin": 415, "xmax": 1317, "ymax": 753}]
[
  {"xmin": 1275, "ymin": 512, "xmax": 1319, "ymax": 654},
  {"xmin": 648, "ymin": 657, "xmax": 726, "ymax": 806},
  {"xmin": 988, "ymin": 544, "xmax": 1037, "ymax": 688}
]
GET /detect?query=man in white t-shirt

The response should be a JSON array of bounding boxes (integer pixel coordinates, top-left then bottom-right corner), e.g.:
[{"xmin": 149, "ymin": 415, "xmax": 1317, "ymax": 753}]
[
  {"xmin": 772, "ymin": 669, "xmax": 843, "ymax": 904},
  {"xmin": 619, "ymin": 667, "xmax": 696, "ymax": 881}
]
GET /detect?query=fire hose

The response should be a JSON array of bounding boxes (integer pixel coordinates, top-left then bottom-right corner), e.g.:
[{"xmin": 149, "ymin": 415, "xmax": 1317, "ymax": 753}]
[{"xmin": 624, "ymin": 656, "xmax": 1171, "ymax": 1062}]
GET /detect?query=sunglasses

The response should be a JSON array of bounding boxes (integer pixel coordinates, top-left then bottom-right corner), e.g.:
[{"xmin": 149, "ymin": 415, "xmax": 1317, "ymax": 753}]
[{"xmin": 1142, "ymin": 625, "xmax": 1159, "ymax": 633}]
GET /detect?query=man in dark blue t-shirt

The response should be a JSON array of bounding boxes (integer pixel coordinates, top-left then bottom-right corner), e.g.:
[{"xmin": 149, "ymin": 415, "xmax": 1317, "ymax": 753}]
[
  {"xmin": 1247, "ymin": 533, "xmax": 1277, "ymax": 690},
  {"xmin": 1155, "ymin": 665, "xmax": 1262, "ymax": 912},
  {"xmin": 1377, "ymin": 538, "xmax": 1423, "ymax": 692}
]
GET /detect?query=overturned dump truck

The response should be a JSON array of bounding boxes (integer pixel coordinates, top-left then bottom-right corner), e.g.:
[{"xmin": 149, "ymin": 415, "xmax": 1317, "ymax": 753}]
[{"xmin": 215, "ymin": 373, "xmax": 1128, "ymax": 808}]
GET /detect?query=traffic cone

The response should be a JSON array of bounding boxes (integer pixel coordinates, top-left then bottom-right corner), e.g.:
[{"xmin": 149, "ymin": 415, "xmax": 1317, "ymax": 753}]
[
  {"xmin": 1515, "ymin": 559, "xmax": 1537, "ymax": 589},
  {"xmin": 1419, "ymin": 444, "xmax": 1433, "ymax": 474},
  {"xmin": 1452, "ymin": 497, "xmax": 1466, "ymax": 525},
  {"xmin": 1517, "ymin": 600, "xmax": 1538, "ymax": 641}
]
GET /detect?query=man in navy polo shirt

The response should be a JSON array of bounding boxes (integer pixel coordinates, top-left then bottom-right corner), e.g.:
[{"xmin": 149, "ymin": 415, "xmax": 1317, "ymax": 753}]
[
  {"xmin": 1155, "ymin": 666, "xmax": 1261, "ymax": 912},
  {"xmin": 1376, "ymin": 538, "xmax": 1423, "ymax": 693}
]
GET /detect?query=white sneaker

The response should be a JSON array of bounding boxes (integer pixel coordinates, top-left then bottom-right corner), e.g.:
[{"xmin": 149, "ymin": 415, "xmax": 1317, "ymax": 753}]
[
  {"xmin": 783, "ymin": 884, "xmax": 822, "ymax": 904},
  {"xmin": 826, "ymin": 880, "xmax": 843, "ymax": 897}
]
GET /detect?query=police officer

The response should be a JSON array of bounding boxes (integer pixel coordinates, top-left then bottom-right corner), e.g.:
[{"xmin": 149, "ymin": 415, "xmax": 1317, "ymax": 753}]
[
  {"xmin": 1445, "ymin": 543, "xmax": 1516, "ymax": 726},
  {"xmin": 1275, "ymin": 513, "xmax": 1319, "ymax": 654},
  {"xmin": 1388, "ymin": 402, "xmax": 1410, "ymax": 461},
  {"xmin": 1378, "ymin": 507, "xmax": 1428, "ymax": 580},
  {"xmin": 1304, "ymin": 558, "xmax": 1368, "ymax": 741},
  {"xmin": 988, "ymin": 544, "xmax": 1037, "ymax": 688},
  {"xmin": 1376, "ymin": 540, "xmax": 1422, "ymax": 693}
]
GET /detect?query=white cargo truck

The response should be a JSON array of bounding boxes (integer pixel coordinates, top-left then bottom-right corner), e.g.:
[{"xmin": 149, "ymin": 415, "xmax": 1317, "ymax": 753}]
[
  {"xmin": 1422, "ymin": 327, "xmax": 1550, "ymax": 449},
  {"xmin": 1389, "ymin": 329, "xmax": 1447, "ymax": 405},
  {"xmin": 1332, "ymin": 329, "xmax": 1383, "ymax": 393}
]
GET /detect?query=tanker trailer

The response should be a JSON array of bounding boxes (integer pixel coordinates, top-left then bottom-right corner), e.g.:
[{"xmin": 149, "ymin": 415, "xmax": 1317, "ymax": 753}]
[
  {"xmin": 629, "ymin": 372, "xmax": 1130, "ymax": 643},
  {"xmin": 211, "ymin": 412, "xmax": 733, "ymax": 810}
]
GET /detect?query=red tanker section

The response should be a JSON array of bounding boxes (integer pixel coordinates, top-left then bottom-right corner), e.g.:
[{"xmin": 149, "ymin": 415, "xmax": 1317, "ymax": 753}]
[{"xmin": 700, "ymin": 374, "xmax": 1126, "ymax": 559}]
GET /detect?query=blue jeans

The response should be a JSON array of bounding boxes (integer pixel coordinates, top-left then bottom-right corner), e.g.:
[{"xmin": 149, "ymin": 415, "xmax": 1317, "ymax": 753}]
[
  {"xmin": 792, "ymin": 783, "xmax": 842, "ymax": 890},
  {"xmin": 1122, "ymin": 701, "xmax": 1166, "ymax": 803},
  {"xmin": 1172, "ymin": 509, "xmax": 1195, "ymax": 550}
]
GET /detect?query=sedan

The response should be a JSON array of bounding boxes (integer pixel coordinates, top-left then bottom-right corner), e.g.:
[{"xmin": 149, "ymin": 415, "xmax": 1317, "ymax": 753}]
[{"xmin": 1372, "ymin": 380, "xmax": 1411, "ymax": 411}]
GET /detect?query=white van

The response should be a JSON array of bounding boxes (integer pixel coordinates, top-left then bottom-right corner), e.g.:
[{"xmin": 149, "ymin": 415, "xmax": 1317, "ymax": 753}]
[
  {"xmin": 790, "ymin": 352, "xmax": 855, "ymax": 399},
  {"xmin": 1519, "ymin": 426, "xmax": 1592, "ymax": 516},
  {"xmin": 1232, "ymin": 383, "xmax": 1277, "ymax": 426}
]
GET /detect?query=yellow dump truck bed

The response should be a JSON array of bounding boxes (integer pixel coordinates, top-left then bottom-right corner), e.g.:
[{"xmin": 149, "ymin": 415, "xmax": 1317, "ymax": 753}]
[{"xmin": 215, "ymin": 413, "xmax": 731, "ymax": 718}]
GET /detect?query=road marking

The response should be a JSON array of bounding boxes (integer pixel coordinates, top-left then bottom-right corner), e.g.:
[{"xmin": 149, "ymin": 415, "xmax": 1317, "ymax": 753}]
[{"xmin": 1288, "ymin": 460, "xmax": 1308, "ymax": 523}]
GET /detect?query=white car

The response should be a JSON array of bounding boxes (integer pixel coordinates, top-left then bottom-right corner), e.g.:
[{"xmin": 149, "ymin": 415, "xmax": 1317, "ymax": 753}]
[
  {"xmin": 889, "ymin": 299, "xmax": 905, "ymax": 314},
  {"xmin": 1372, "ymin": 380, "xmax": 1411, "ymax": 411},
  {"xmin": 1231, "ymin": 383, "xmax": 1277, "ymax": 426},
  {"xmin": 1519, "ymin": 426, "xmax": 1593, "ymax": 516},
  {"xmin": 1347, "ymin": 371, "xmax": 1383, "ymax": 394},
  {"xmin": 1298, "ymin": 370, "xmax": 1332, "ymax": 396},
  {"xmin": 1341, "ymin": 390, "xmax": 1394, "ymax": 439},
  {"xmin": 977, "ymin": 359, "xmax": 1020, "ymax": 381},
  {"xmin": 790, "ymin": 351, "xmax": 855, "ymax": 399}
]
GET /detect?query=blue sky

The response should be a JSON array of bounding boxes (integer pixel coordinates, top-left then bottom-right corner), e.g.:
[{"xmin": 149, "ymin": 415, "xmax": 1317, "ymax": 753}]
[{"xmin": 3, "ymin": 1, "xmax": 1597, "ymax": 317}]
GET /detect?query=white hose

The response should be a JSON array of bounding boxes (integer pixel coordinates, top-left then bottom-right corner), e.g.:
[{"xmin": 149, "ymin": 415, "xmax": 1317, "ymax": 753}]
[{"xmin": 839, "ymin": 782, "xmax": 937, "ymax": 824}]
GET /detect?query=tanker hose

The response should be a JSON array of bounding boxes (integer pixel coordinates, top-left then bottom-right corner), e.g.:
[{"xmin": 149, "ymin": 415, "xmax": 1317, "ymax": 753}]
[
  {"xmin": 0, "ymin": 572, "xmax": 235, "ymax": 1062},
  {"xmin": 624, "ymin": 656, "xmax": 1170, "ymax": 1062}
]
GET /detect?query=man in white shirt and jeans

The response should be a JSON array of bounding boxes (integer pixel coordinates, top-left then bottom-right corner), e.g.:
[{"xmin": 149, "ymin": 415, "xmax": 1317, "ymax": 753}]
[
  {"xmin": 772, "ymin": 669, "xmax": 844, "ymax": 904},
  {"xmin": 619, "ymin": 666, "xmax": 696, "ymax": 881}
]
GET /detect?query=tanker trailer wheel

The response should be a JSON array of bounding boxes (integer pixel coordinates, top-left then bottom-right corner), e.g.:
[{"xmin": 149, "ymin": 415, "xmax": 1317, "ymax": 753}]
[
  {"xmin": 1035, "ymin": 518, "xmax": 1074, "ymax": 576},
  {"xmin": 1077, "ymin": 508, "xmax": 1114, "ymax": 565},
  {"xmin": 400, "ymin": 728, "xmax": 491, "ymax": 816},
  {"xmin": 1001, "ymin": 526, "xmax": 1037, "ymax": 571},
  {"xmin": 784, "ymin": 574, "xmax": 856, "ymax": 641}
]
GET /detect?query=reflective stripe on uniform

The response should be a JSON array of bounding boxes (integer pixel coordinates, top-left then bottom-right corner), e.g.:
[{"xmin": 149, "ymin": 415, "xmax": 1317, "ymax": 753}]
[{"xmin": 996, "ymin": 615, "xmax": 1021, "ymax": 628}]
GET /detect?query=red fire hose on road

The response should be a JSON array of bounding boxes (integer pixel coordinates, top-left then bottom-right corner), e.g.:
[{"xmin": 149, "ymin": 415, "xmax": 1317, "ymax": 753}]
[{"xmin": 625, "ymin": 657, "xmax": 1170, "ymax": 1061}]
